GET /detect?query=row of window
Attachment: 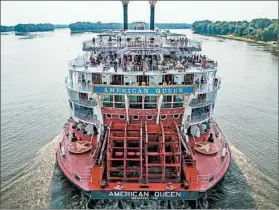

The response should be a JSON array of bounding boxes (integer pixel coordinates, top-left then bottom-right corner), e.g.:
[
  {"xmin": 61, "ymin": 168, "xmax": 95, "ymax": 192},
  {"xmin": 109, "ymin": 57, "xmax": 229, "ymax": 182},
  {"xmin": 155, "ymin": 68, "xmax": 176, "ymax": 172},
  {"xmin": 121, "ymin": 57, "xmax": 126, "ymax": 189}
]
[
  {"xmin": 103, "ymin": 95, "xmax": 184, "ymax": 109},
  {"xmin": 105, "ymin": 114, "xmax": 180, "ymax": 120}
]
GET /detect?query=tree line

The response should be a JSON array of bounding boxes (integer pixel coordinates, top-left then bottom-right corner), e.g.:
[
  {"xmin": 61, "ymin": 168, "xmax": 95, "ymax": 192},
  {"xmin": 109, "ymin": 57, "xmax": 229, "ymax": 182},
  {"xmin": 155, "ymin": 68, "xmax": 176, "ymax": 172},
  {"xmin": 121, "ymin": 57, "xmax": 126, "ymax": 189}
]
[
  {"xmin": 69, "ymin": 22, "xmax": 192, "ymax": 32},
  {"xmin": 1, "ymin": 26, "xmax": 14, "ymax": 32},
  {"xmin": 192, "ymin": 18, "xmax": 278, "ymax": 42},
  {"xmin": 14, "ymin": 24, "xmax": 55, "ymax": 32},
  {"xmin": 1, "ymin": 24, "xmax": 56, "ymax": 32}
]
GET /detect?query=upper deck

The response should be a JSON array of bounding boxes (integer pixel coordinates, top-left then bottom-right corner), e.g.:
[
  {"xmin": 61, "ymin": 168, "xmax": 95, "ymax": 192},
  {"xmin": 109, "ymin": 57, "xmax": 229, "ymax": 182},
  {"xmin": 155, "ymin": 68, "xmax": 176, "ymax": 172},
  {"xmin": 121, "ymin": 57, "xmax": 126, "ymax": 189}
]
[
  {"xmin": 68, "ymin": 57, "xmax": 217, "ymax": 75},
  {"xmin": 82, "ymin": 30, "xmax": 201, "ymax": 52}
]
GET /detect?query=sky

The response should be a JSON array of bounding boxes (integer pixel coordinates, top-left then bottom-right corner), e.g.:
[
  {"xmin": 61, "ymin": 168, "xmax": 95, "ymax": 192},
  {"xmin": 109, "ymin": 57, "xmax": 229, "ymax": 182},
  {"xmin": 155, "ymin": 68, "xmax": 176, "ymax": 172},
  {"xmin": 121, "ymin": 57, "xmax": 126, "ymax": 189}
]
[{"xmin": 1, "ymin": 1, "xmax": 278, "ymax": 25}]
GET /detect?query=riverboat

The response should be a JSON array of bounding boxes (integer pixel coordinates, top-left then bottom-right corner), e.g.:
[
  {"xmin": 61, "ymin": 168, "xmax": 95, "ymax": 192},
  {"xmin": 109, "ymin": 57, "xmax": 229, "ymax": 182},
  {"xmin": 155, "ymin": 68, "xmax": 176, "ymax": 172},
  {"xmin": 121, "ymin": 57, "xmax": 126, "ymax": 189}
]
[{"xmin": 56, "ymin": 1, "xmax": 231, "ymax": 208}]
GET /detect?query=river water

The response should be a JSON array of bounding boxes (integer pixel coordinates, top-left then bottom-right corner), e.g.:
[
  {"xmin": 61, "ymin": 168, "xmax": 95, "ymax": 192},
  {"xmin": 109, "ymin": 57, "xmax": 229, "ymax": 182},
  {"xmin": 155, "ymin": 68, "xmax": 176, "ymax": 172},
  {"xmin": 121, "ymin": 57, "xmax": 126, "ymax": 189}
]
[{"xmin": 1, "ymin": 29, "xmax": 278, "ymax": 209}]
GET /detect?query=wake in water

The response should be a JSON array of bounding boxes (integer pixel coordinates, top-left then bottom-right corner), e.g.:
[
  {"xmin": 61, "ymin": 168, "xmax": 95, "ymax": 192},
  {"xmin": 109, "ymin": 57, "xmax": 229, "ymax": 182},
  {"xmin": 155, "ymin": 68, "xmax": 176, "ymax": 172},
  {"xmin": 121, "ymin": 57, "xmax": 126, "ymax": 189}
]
[
  {"xmin": 1, "ymin": 135, "xmax": 60, "ymax": 209},
  {"xmin": 207, "ymin": 145, "xmax": 278, "ymax": 209}
]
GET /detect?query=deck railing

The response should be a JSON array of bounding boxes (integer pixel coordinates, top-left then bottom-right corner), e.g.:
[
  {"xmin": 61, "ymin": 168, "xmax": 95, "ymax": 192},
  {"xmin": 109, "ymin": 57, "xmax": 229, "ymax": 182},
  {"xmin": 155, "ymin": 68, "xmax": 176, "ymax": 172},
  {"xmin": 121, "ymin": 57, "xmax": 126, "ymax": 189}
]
[
  {"xmin": 190, "ymin": 99, "xmax": 215, "ymax": 108},
  {"xmin": 190, "ymin": 112, "xmax": 211, "ymax": 123},
  {"xmin": 71, "ymin": 99, "xmax": 97, "ymax": 107},
  {"xmin": 195, "ymin": 82, "xmax": 220, "ymax": 93},
  {"xmin": 189, "ymin": 121, "xmax": 229, "ymax": 187},
  {"xmin": 68, "ymin": 61, "xmax": 217, "ymax": 74},
  {"xmin": 82, "ymin": 38, "xmax": 201, "ymax": 50},
  {"xmin": 74, "ymin": 112, "xmax": 98, "ymax": 124},
  {"xmin": 196, "ymin": 154, "xmax": 228, "ymax": 183},
  {"xmin": 58, "ymin": 130, "xmax": 91, "ymax": 182}
]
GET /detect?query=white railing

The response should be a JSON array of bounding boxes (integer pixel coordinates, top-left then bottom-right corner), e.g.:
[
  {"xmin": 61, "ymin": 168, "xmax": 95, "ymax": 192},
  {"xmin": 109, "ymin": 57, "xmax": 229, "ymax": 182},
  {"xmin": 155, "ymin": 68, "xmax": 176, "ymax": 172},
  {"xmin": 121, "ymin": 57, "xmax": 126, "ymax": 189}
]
[
  {"xmin": 190, "ymin": 112, "xmax": 211, "ymax": 123},
  {"xmin": 59, "ymin": 152, "xmax": 91, "ymax": 182},
  {"xmin": 195, "ymin": 82, "xmax": 220, "ymax": 93},
  {"xmin": 74, "ymin": 112, "xmax": 98, "ymax": 124},
  {"xmin": 189, "ymin": 121, "xmax": 229, "ymax": 185},
  {"xmin": 82, "ymin": 38, "xmax": 201, "ymax": 50},
  {"xmin": 71, "ymin": 99, "xmax": 97, "ymax": 107},
  {"xmin": 66, "ymin": 83, "xmax": 92, "ymax": 92},
  {"xmin": 190, "ymin": 99, "xmax": 215, "ymax": 108},
  {"xmin": 68, "ymin": 61, "xmax": 217, "ymax": 75},
  {"xmin": 58, "ymin": 130, "xmax": 91, "ymax": 182},
  {"xmin": 196, "ymin": 153, "xmax": 228, "ymax": 184}
]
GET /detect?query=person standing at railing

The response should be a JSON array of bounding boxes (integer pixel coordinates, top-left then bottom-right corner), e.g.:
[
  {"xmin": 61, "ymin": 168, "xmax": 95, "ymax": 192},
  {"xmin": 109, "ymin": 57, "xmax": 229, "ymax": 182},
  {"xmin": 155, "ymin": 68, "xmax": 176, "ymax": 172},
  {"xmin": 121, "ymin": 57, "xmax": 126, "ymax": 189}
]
[
  {"xmin": 201, "ymin": 57, "xmax": 206, "ymax": 68},
  {"xmin": 114, "ymin": 59, "xmax": 118, "ymax": 73},
  {"xmin": 118, "ymin": 57, "xmax": 122, "ymax": 67},
  {"xmin": 123, "ymin": 59, "xmax": 127, "ymax": 72},
  {"xmin": 208, "ymin": 133, "xmax": 214, "ymax": 143}
]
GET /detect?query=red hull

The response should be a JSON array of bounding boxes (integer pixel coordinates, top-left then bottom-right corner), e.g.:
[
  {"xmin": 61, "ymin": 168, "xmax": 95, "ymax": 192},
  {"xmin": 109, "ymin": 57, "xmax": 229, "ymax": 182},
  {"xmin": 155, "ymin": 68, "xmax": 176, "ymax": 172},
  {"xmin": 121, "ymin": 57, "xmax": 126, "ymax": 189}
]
[{"xmin": 56, "ymin": 118, "xmax": 231, "ymax": 200}]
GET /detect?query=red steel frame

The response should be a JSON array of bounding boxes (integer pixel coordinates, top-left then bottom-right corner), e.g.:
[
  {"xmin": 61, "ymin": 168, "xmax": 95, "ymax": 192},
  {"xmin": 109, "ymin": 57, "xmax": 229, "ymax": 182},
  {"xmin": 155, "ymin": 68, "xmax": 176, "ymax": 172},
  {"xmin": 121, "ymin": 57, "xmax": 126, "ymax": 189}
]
[{"xmin": 106, "ymin": 120, "xmax": 181, "ymax": 183}]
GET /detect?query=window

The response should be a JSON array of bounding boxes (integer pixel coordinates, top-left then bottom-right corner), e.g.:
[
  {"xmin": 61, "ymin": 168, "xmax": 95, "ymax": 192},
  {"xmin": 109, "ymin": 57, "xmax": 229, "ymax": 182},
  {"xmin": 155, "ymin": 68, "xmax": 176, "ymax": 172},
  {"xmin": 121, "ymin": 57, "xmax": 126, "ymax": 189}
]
[
  {"xmin": 173, "ymin": 114, "xmax": 180, "ymax": 120},
  {"xmin": 144, "ymin": 96, "xmax": 157, "ymax": 109},
  {"xmin": 115, "ymin": 95, "xmax": 125, "ymax": 108},
  {"xmin": 146, "ymin": 116, "xmax": 153, "ymax": 120},
  {"xmin": 162, "ymin": 96, "xmax": 172, "ymax": 108},
  {"xmin": 129, "ymin": 95, "xmax": 143, "ymax": 109},
  {"xmin": 106, "ymin": 114, "xmax": 112, "ymax": 119},
  {"xmin": 173, "ymin": 95, "xmax": 184, "ymax": 108},
  {"xmin": 119, "ymin": 115, "xmax": 125, "ymax": 120},
  {"xmin": 160, "ymin": 115, "xmax": 167, "ymax": 120},
  {"xmin": 133, "ymin": 115, "xmax": 139, "ymax": 120}
]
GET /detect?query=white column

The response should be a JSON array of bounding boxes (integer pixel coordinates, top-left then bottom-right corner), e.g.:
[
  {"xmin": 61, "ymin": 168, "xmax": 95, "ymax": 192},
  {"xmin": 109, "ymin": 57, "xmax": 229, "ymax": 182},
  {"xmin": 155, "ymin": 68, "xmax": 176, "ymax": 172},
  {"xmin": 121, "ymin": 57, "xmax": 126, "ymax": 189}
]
[
  {"xmin": 72, "ymin": 102, "xmax": 75, "ymax": 119},
  {"xmin": 156, "ymin": 95, "xmax": 163, "ymax": 124},
  {"xmin": 125, "ymin": 94, "xmax": 129, "ymax": 123},
  {"xmin": 160, "ymin": 54, "xmax": 164, "ymax": 61},
  {"xmin": 181, "ymin": 94, "xmax": 193, "ymax": 136}
]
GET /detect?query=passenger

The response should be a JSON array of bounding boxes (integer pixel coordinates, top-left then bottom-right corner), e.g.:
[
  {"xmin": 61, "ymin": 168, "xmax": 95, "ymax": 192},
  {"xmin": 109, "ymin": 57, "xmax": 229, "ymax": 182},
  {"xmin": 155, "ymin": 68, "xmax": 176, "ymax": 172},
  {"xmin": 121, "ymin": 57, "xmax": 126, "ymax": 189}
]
[
  {"xmin": 119, "ymin": 57, "xmax": 121, "ymax": 67},
  {"xmin": 114, "ymin": 60, "xmax": 118, "ymax": 73},
  {"xmin": 208, "ymin": 133, "xmax": 214, "ymax": 143},
  {"xmin": 201, "ymin": 57, "xmax": 206, "ymax": 68},
  {"xmin": 123, "ymin": 60, "xmax": 127, "ymax": 72}
]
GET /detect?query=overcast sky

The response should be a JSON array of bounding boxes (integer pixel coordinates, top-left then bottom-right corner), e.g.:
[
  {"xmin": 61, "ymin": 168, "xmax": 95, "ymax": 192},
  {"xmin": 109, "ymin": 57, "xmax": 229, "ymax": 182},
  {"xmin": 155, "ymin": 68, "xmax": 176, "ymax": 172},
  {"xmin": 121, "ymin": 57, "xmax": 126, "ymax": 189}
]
[{"xmin": 1, "ymin": 1, "xmax": 278, "ymax": 25}]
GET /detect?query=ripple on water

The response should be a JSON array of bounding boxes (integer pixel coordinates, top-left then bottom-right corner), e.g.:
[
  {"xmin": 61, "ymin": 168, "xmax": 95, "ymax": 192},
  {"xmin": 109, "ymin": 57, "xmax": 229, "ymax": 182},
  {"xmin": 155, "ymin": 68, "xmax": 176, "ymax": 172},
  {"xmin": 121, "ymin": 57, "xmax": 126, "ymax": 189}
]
[
  {"xmin": 208, "ymin": 145, "xmax": 278, "ymax": 209},
  {"xmin": 0, "ymin": 135, "xmax": 60, "ymax": 209}
]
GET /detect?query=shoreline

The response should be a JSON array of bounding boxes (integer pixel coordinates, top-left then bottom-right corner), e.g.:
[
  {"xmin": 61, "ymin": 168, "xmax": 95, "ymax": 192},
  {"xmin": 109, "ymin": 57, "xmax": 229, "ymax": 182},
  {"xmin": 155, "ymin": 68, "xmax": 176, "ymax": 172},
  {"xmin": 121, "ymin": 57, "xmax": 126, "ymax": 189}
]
[
  {"xmin": 217, "ymin": 35, "xmax": 278, "ymax": 56},
  {"xmin": 215, "ymin": 34, "xmax": 278, "ymax": 47},
  {"xmin": 194, "ymin": 32, "xmax": 278, "ymax": 56}
]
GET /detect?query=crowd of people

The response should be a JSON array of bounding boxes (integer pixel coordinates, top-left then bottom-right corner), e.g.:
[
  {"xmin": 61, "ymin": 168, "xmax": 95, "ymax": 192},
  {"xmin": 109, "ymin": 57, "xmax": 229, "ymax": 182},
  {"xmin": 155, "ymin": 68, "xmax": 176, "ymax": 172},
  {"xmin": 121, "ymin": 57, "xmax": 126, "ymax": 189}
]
[{"xmin": 89, "ymin": 51, "xmax": 217, "ymax": 73}]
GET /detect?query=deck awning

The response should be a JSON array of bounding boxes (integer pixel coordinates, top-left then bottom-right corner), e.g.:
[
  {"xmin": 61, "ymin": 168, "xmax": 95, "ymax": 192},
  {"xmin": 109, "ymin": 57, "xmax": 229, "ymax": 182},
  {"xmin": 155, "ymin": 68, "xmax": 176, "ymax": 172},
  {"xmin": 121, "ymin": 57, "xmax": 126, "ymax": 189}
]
[{"xmin": 116, "ymin": 47, "xmax": 170, "ymax": 55}]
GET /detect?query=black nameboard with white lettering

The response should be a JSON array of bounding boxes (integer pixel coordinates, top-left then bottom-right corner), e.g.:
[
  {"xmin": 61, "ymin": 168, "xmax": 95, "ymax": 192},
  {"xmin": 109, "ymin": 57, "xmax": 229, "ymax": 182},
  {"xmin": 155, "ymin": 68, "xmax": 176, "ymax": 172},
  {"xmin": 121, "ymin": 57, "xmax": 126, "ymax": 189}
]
[{"xmin": 90, "ymin": 191, "xmax": 201, "ymax": 200}]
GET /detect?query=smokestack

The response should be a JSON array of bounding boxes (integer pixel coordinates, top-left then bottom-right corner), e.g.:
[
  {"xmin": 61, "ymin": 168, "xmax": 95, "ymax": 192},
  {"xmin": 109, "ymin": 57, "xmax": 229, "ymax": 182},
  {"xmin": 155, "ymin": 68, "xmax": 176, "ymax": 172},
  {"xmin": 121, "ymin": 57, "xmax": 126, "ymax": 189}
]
[
  {"xmin": 121, "ymin": 0, "xmax": 129, "ymax": 31},
  {"xmin": 149, "ymin": 1, "xmax": 157, "ymax": 30}
]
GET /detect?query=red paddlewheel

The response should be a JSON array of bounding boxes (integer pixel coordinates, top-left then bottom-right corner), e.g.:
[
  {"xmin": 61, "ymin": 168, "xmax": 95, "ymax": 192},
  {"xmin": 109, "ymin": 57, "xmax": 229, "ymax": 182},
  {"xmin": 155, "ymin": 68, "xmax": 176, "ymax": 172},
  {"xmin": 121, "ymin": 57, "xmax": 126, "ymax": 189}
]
[
  {"xmin": 68, "ymin": 141, "xmax": 92, "ymax": 154},
  {"xmin": 194, "ymin": 142, "xmax": 218, "ymax": 155}
]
